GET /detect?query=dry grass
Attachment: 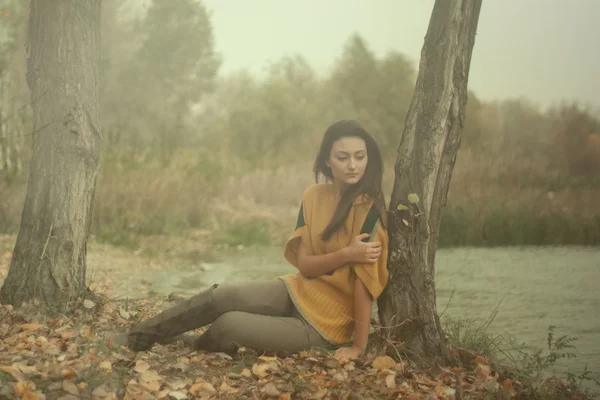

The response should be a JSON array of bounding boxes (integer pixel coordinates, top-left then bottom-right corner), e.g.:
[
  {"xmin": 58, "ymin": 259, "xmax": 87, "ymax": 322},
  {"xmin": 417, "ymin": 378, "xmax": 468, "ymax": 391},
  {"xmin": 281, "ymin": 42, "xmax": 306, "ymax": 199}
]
[{"xmin": 1, "ymin": 139, "xmax": 599, "ymax": 248}]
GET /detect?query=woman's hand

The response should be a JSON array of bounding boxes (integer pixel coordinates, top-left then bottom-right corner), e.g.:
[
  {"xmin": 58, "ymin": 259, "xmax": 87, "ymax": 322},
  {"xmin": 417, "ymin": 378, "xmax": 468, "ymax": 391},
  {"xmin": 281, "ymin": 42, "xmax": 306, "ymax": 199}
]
[
  {"xmin": 333, "ymin": 346, "xmax": 363, "ymax": 362},
  {"xmin": 345, "ymin": 233, "xmax": 382, "ymax": 264}
]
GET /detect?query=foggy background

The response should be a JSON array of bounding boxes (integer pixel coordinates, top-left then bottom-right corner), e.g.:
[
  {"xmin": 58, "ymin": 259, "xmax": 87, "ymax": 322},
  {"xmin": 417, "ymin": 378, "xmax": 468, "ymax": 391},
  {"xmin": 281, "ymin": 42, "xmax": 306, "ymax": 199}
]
[
  {"xmin": 0, "ymin": 0, "xmax": 599, "ymax": 388},
  {"xmin": 0, "ymin": 0, "xmax": 598, "ymax": 247},
  {"xmin": 205, "ymin": 0, "xmax": 600, "ymax": 109}
]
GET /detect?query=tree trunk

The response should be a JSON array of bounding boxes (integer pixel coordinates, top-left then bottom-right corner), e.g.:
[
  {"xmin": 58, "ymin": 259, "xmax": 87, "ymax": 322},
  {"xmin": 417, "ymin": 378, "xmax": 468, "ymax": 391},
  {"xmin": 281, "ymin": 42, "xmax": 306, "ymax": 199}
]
[
  {"xmin": 0, "ymin": 0, "xmax": 101, "ymax": 308},
  {"xmin": 377, "ymin": 0, "xmax": 482, "ymax": 365}
]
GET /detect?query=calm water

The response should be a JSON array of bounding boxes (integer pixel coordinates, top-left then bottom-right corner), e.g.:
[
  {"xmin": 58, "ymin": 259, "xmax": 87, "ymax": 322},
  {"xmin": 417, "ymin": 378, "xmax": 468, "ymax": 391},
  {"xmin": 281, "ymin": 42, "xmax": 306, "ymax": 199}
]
[{"xmin": 112, "ymin": 246, "xmax": 600, "ymax": 387}]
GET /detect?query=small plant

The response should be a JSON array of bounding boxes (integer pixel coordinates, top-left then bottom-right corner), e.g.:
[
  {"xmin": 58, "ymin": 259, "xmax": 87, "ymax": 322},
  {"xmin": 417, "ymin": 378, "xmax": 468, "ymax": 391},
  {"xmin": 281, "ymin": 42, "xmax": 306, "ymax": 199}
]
[
  {"xmin": 565, "ymin": 365, "xmax": 600, "ymax": 399},
  {"xmin": 444, "ymin": 311, "xmax": 600, "ymax": 399},
  {"xmin": 514, "ymin": 325, "xmax": 600, "ymax": 398}
]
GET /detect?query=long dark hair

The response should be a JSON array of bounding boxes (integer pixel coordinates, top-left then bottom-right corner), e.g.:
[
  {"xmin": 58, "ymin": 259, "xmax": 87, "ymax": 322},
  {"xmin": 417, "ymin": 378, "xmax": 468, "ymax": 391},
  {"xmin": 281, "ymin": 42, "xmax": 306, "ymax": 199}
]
[{"xmin": 314, "ymin": 120, "xmax": 387, "ymax": 241}]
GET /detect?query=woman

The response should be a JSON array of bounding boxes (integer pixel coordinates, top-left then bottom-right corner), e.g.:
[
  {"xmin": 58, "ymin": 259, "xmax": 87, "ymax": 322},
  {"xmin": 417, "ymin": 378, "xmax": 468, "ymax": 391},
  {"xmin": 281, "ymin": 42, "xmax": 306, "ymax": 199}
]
[{"xmin": 126, "ymin": 119, "xmax": 389, "ymax": 361}]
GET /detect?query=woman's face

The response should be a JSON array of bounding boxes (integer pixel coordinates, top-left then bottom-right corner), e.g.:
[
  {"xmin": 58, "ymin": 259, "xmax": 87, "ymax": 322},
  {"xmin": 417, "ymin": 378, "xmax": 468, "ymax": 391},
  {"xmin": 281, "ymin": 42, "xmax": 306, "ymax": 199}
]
[{"xmin": 326, "ymin": 136, "xmax": 368, "ymax": 187}]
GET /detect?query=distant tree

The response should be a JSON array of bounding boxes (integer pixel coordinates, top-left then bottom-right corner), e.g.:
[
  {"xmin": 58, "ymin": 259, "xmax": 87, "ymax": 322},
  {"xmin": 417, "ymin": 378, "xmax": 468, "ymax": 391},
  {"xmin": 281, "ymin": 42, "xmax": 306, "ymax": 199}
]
[
  {"xmin": 0, "ymin": 0, "xmax": 30, "ymax": 182},
  {"xmin": 330, "ymin": 34, "xmax": 380, "ymax": 118},
  {"xmin": 101, "ymin": 0, "xmax": 220, "ymax": 161},
  {"xmin": 377, "ymin": 0, "xmax": 483, "ymax": 364},
  {"xmin": 0, "ymin": 0, "xmax": 101, "ymax": 307},
  {"xmin": 496, "ymin": 98, "xmax": 549, "ymax": 158},
  {"xmin": 551, "ymin": 104, "xmax": 600, "ymax": 177},
  {"xmin": 329, "ymin": 34, "xmax": 416, "ymax": 158},
  {"xmin": 223, "ymin": 56, "xmax": 325, "ymax": 163}
]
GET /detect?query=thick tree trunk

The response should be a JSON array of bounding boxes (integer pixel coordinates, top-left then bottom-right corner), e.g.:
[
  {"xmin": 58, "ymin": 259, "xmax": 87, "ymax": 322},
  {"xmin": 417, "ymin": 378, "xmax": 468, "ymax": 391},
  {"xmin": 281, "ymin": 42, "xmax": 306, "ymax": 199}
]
[
  {"xmin": 0, "ymin": 0, "xmax": 101, "ymax": 307},
  {"xmin": 377, "ymin": 0, "xmax": 482, "ymax": 365}
]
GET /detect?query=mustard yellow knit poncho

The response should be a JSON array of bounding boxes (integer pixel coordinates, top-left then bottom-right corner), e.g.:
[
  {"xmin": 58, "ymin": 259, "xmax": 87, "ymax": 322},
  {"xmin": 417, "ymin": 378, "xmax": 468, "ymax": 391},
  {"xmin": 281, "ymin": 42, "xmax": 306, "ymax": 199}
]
[{"xmin": 280, "ymin": 183, "xmax": 389, "ymax": 344}]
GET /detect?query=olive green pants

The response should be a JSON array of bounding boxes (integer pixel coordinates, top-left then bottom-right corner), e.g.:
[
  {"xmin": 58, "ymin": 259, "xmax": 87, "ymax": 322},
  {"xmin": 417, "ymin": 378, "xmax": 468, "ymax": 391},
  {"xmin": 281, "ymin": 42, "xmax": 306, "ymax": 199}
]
[{"xmin": 127, "ymin": 279, "xmax": 332, "ymax": 354}]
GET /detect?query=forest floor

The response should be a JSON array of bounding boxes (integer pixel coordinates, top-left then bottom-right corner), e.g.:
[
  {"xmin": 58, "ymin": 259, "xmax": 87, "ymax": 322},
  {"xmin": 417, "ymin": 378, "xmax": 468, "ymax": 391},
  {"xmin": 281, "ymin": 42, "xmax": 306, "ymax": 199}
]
[{"xmin": 0, "ymin": 234, "xmax": 589, "ymax": 400}]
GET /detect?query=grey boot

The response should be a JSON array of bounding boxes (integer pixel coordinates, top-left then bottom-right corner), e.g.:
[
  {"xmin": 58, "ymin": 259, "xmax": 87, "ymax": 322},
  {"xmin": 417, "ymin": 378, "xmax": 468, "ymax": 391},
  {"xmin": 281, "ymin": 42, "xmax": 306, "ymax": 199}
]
[{"xmin": 127, "ymin": 284, "xmax": 219, "ymax": 351}]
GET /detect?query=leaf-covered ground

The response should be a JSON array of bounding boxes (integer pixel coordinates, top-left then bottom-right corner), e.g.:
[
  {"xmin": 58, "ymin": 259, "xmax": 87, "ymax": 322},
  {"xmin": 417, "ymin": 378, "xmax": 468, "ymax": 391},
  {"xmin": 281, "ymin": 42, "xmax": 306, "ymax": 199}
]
[
  {"xmin": 0, "ymin": 234, "xmax": 583, "ymax": 399},
  {"xmin": 0, "ymin": 295, "xmax": 525, "ymax": 400}
]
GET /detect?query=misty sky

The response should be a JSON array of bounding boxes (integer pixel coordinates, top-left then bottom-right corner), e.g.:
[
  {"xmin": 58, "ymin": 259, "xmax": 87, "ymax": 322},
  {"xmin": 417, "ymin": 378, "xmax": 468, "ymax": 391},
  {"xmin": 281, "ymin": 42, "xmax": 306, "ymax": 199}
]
[{"xmin": 203, "ymin": 0, "xmax": 599, "ymax": 110}]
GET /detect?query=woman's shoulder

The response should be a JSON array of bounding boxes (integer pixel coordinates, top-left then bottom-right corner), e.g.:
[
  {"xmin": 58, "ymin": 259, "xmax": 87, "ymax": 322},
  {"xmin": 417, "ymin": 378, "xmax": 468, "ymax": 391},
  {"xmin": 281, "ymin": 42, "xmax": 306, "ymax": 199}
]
[{"xmin": 302, "ymin": 183, "xmax": 334, "ymax": 199}]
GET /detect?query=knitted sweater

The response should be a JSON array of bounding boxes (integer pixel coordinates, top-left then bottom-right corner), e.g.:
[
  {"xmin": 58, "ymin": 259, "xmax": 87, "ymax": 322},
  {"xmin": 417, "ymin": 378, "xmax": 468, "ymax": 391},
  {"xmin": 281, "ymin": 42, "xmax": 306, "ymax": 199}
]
[{"xmin": 280, "ymin": 183, "xmax": 389, "ymax": 344}]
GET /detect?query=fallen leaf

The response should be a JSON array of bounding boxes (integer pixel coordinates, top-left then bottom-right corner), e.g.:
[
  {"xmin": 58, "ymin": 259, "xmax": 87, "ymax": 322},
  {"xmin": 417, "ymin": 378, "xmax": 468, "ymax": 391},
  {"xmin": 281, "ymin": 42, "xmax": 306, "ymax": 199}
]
[
  {"xmin": 475, "ymin": 363, "xmax": 491, "ymax": 380},
  {"xmin": 119, "ymin": 308, "xmax": 130, "ymax": 319},
  {"xmin": 279, "ymin": 394, "xmax": 292, "ymax": 400},
  {"xmin": 83, "ymin": 299, "xmax": 95, "ymax": 309},
  {"xmin": 92, "ymin": 383, "xmax": 111, "ymax": 397},
  {"xmin": 140, "ymin": 369, "xmax": 161, "ymax": 383},
  {"xmin": 62, "ymin": 370, "xmax": 76, "ymax": 379},
  {"xmin": 166, "ymin": 379, "xmax": 187, "ymax": 391},
  {"xmin": 19, "ymin": 323, "xmax": 42, "ymax": 332},
  {"xmin": 59, "ymin": 329, "xmax": 77, "ymax": 339},
  {"xmin": 16, "ymin": 363, "xmax": 37, "ymax": 375},
  {"xmin": 218, "ymin": 381, "xmax": 237, "ymax": 394},
  {"xmin": 82, "ymin": 326, "xmax": 95, "ymax": 339},
  {"xmin": 372, "ymin": 355, "xmax": 396, "ymax": 370},
  {"xmin": 173, "ymin": 358, "xmax": 189, "ymax": 373},
  {"xmin": 125, "ymin": 384, "xmax": 144, "ymax": 399},
  {"xmin": 258, "ymin": 355, "xmax": 278, "ymax": 363},
  {"xmin": 140, "ymin": 379, "xmax": 161, "ymax": 392},
  {"xmin": 394, "ymin": 361, "xmax": 405, "ymax": 374},
  {"xmin": 264, "ymin": 382, "xmax": 280, "ymax": 397},
  {"xmin": 416, "ymin": 377, "xmax": 439, "ymax": 387},
  {"xmin": 436, "ymin": 386, "xmax": 456, "ymax": 398},
  {"xmin": 99, "ymin": 360, "xmax": 112, "ymax": 372},
  {"xmin": 241, "ymin": 368, "xmax": 252, "ymax": 378},
  {"xmin": 15, "ymin": 381, "xmax": 36, "ymax": 397},
  {"xmin": 62, "ymin": 380, "xmax": 79, "ymax": 395},
  {"xmin": 134, "ymin": 359, "xmax": 150, "ymax": 373},
  {"xmin": 252, "ymin": 363, "xmax": 270, "ymax": 378},
  {"xmin": 332, "ymin": 373, "xmax": 345, "ymax": 381},
  {"xmin": 169, "ymin": 390, "xmax": 187, "ymax": 400},
  {"xmin": 385, "ymin": 373, "xmax": 396, "ymax": 388},
  {"xmin": 22, "ymin": 391, "xmax": 41, "ymax": 400},
  {"xmin": 189, "ymin": 382, "xmax": 216, "ymax": 396},
  {"xmin": 474, "ymin": 355, "xmax": 489, "ymax": 365},
  {"xmin": 216, "ymin": 352, "xmax": 233, "ymax": 361}
]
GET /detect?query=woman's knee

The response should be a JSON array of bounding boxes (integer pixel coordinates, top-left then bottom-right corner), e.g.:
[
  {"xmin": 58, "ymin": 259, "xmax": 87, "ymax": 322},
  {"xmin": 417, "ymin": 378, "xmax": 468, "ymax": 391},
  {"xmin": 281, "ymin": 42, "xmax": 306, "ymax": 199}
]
[{"xmin": 203, "ymin": 311, "xmax": 245, "ymax": 352}]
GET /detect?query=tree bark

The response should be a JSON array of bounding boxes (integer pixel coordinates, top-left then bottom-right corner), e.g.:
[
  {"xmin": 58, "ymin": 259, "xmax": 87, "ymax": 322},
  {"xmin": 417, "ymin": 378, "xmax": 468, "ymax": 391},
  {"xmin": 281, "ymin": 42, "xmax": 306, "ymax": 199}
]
[
  {"xmin": 377, "ymin": 0, "xmax": 482, "ymax": 365},
  {"xmin": 0, "ymin": 0, "xmax": 101, "ymax": 308}
]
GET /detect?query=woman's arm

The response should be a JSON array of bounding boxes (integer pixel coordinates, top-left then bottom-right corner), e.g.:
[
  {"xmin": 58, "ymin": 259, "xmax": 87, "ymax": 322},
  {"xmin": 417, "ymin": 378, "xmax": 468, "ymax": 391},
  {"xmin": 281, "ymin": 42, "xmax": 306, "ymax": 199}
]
[
  {"xmin": 295, "ymin": 239, "xmax": 351, "ymax": 278},
  {"xmin": 333, "ymin": 277, "xmax": 373, "ymax": 361},
  {"xmin": 295, "ymin": 233, "xmax": 382, "ymax": 278},
  {"xmin": 352, "ymin": 277, "xmax": 373, "ymax": 351}
]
